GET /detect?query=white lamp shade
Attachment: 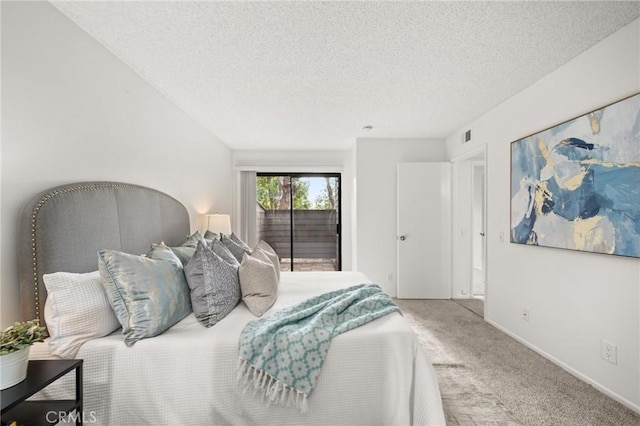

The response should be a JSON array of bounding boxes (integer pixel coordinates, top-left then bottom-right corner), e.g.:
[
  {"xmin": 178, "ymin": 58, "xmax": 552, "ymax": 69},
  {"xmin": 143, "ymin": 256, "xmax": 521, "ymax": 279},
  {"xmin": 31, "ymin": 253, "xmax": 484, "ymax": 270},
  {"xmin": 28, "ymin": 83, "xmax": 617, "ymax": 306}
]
[{"xmin": 206, "ymin": 214, "xmax": 231, "ymax": 235}]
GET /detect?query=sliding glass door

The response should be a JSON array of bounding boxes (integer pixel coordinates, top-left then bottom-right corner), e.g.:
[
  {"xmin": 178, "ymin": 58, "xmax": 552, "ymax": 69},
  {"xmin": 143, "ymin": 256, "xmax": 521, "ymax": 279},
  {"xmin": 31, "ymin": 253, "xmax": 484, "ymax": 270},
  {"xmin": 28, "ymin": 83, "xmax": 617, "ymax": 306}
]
[{"xmin": 256, "ymin": 173, "xmax": 341, "ymax": 271}]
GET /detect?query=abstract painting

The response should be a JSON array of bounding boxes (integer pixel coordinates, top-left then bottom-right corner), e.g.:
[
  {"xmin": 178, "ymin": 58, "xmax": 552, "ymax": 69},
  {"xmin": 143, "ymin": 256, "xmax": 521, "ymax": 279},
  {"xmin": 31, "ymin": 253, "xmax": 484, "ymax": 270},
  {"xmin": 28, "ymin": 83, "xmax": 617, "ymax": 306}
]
[{"xmin": 510, "ymin": 93, "xmax": 640, "ymax": 258}]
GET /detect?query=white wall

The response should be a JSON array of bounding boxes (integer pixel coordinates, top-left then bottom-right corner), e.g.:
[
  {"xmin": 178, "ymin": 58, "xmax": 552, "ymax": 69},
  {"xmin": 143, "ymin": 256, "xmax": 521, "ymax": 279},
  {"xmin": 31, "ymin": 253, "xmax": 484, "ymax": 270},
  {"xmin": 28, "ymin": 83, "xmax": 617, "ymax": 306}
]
[
  {"xmin": 447, "ymin": 19, "xmax": 640, "ymax": 411},
  {"xmin": 232, "ymin": 150, "xmax": 354, "ymax": 271},
  {"xmin": 355, "ymin": 138, "xmax": 447, "ymax": 296},
  {"xmin": 1, "ymin": 2, "xmax": 233, "ymax": 326}
]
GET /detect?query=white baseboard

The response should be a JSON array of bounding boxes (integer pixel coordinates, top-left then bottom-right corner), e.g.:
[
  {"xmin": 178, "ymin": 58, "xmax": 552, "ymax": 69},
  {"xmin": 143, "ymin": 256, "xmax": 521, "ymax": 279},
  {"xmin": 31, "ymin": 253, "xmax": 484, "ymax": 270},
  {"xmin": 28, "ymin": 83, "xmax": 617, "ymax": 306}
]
[{"xmin": 485, "ymin": 318, "xmax": 640, "ymax": 415}]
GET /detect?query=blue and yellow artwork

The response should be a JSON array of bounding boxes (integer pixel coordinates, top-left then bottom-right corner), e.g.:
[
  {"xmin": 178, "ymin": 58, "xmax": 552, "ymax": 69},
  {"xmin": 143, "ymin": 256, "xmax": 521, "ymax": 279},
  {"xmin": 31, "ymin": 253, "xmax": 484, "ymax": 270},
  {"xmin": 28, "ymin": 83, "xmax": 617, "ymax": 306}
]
[{"xmin": 510, "ymin": 93, "xmax": 640, "ymax": 258}]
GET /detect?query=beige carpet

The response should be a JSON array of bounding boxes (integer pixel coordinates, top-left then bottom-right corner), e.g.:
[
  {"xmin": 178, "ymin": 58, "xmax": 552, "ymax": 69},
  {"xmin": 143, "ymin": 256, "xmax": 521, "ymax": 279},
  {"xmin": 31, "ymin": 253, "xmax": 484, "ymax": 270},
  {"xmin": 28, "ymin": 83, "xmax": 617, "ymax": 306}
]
[
  {"xmin": 396, "ymin": 299, "xmax": 640, "ymax": 426},
  {"xmin": 452, "ymin": 298, "xmax": 484, "ymax": 317}
]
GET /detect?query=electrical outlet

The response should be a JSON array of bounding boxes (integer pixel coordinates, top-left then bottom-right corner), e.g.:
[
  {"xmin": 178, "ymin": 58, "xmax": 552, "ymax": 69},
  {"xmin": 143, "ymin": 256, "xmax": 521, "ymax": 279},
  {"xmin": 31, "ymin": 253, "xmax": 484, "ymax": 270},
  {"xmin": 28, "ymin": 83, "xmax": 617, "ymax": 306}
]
[
  {"xmin": 387, "ymin": 273, "xmax": 394, "ymax": 283},
  {"xmin": 601, "ymin": 340, "xmax": 618, "ymax": 365},
  {"xmin": 521, "ymin": 309, "xmax": 529, "ymax": 322}
]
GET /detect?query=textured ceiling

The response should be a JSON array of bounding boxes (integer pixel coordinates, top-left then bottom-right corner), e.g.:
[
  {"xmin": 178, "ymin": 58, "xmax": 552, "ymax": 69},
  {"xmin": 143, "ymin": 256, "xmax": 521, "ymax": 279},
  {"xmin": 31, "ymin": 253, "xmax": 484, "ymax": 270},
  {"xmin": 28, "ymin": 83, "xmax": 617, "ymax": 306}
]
[{"xmin": 51, "ymin": 1, "xmax": 640, "ymax": 151}]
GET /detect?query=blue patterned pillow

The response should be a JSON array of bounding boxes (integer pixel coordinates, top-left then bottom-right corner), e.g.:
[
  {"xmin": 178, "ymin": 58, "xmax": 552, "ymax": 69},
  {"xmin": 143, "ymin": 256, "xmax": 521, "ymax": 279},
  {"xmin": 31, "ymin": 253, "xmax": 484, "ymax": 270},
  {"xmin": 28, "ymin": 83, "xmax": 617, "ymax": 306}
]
[
  {"xmin": 98, "ymin": 247, "xmax": 192, "ymax": 346},
  {"xmin": 184, "ymin": 241, "xmax": 241, "ymax": 327}
]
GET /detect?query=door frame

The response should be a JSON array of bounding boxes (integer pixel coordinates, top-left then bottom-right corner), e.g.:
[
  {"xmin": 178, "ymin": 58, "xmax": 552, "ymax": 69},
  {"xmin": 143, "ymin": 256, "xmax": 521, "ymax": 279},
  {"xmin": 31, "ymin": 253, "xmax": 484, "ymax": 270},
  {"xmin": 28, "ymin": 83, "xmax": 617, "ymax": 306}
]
[
  {"xmin": 451, "ymin": 145, "xmax": 488, "ymax": 304},
  {"xmin": 471, "ymin": 160, "xmax": 486, "ymax": 297},
  {"xmin": 256, "ymin": 172, "xmax": 342, "ymax": 271}
]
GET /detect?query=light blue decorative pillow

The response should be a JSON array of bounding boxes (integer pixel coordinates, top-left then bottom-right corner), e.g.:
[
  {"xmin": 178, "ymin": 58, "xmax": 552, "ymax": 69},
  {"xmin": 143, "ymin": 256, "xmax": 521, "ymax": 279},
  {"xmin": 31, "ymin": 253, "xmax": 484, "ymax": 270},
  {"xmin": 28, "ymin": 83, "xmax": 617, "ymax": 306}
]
[
  {"xmin": 165, "ymin": 231, "xmax": 205, "ymax": 266},
  {"xmin": 184, "ymin": 241, "xmax": 241, "ymax": 327},
  {"xmin": 148, "ymin": 242, "xmax": 183, "ymax": 264},
  {"xmin": 98, "ymin": 247, "xmax": 192, "ymax": 346},
  {"xmin": 182, "ymin": 231, "xmax": 207, "ymax": 248},
  {"xmin": 169, "ymin": 245, "xmax": 196, "ymax": 267}
]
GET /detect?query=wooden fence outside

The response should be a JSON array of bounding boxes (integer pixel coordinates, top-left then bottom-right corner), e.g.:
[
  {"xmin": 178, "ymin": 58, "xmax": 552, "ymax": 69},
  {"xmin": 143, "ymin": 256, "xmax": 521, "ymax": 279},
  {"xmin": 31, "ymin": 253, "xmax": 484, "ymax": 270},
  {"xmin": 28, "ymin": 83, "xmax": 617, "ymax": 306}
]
[{"xmin": 257, "ymin": 208, "xmax": 339, "ymax": 261}]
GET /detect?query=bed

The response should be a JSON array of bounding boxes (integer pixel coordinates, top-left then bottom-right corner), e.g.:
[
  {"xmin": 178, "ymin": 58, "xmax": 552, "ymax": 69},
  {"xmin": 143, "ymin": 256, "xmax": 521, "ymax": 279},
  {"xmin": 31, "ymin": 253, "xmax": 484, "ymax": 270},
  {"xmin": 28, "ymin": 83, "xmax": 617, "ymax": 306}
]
[{"xmin": 19, "ymin": 181, "xmax": 445, "ymax": 425}]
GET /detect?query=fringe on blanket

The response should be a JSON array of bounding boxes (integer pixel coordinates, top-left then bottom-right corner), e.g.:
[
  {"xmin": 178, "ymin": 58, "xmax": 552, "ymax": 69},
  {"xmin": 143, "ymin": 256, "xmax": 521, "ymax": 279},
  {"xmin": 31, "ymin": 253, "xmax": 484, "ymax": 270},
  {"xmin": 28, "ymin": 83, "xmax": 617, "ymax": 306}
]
[{"xmin": 236, "ymin": 358, "xmax": 309, "ymax": 413}]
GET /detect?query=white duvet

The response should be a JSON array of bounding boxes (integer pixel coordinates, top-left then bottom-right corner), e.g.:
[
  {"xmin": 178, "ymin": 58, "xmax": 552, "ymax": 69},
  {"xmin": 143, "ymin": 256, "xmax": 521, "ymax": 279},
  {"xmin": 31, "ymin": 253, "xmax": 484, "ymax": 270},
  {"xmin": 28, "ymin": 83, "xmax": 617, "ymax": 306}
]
[{"xmin": 31, "ymin": 271, "xmax": 445, "ymax": 426}]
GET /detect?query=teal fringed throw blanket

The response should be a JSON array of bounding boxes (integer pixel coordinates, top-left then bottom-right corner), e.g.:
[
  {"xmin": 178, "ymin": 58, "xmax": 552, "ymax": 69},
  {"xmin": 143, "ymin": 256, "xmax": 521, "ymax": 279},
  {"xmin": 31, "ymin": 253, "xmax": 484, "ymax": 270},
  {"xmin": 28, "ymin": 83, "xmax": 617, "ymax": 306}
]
[{"xmin": 237, "ymin": 283, "xmax": 399, "ymax": 412}]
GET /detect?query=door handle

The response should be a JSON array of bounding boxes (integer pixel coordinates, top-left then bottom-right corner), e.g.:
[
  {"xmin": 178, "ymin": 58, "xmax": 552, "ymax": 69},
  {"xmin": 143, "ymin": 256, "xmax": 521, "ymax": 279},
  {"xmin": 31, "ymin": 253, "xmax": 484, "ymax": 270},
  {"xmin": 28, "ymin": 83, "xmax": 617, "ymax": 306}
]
[
  {"xmin": 480, "ymin": 232, "xmax": 485, "ymax": 236},
  {"xmin": 399, "ymin": 235, "xmax": 406, "ymax": 241}
]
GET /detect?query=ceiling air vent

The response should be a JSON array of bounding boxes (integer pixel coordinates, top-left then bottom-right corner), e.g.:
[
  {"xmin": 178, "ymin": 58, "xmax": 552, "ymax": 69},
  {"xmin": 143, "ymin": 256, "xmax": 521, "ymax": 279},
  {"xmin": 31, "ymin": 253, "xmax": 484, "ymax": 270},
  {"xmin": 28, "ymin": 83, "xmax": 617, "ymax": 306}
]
[{"xmin": 464, "ymin": 129, "xmax": 472, "ymax": 143}]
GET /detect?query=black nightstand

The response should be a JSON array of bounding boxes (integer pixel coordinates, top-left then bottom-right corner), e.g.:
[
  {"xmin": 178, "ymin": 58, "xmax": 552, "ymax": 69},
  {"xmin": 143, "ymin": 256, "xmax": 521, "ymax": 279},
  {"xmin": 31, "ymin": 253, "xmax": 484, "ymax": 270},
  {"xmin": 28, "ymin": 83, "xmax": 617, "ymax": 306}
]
[{"xmin": 1, "ymin": 359, "xmax": 83, "ymax": 425}]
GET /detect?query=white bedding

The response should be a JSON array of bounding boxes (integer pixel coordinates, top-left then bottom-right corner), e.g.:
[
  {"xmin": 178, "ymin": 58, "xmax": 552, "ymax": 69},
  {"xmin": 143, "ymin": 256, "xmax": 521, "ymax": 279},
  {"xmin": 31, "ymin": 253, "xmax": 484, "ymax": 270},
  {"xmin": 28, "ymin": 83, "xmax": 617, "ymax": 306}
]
[{"xmin": 31, "ymin": 271, "xmax": 445, "ymax": 425}]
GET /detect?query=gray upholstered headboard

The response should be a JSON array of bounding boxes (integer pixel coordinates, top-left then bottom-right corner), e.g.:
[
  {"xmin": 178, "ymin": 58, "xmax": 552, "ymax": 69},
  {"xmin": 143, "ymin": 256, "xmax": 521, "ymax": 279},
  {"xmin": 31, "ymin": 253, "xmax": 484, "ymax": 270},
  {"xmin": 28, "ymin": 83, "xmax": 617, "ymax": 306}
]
[{"xmin": 19, "ymin": 182, "xmax": 190, "ymax": 325}]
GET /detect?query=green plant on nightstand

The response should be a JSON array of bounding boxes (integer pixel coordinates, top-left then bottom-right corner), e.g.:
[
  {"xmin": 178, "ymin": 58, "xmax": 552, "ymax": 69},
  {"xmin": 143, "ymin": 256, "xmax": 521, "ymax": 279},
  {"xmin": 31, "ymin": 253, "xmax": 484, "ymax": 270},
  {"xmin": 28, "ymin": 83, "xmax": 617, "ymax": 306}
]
[{"xmin": 1, "ymin": 320, "xmax": 47, "ymax": 390}]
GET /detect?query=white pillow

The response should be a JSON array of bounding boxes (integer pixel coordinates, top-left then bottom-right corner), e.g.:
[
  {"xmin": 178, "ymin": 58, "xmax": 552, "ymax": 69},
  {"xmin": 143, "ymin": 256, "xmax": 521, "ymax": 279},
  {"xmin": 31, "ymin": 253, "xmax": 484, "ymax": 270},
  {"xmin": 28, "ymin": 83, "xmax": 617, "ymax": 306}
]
[
  {"xmin": 239, "ymin": 253, "xmax": 279, "ymax": 317},
  {"xmin": 43, "ymin": 271, "xmax": 120, "ymax": 358},
  {"xmin": 254, "ymin": 240, "xmax": 280, "ymax": 281}
]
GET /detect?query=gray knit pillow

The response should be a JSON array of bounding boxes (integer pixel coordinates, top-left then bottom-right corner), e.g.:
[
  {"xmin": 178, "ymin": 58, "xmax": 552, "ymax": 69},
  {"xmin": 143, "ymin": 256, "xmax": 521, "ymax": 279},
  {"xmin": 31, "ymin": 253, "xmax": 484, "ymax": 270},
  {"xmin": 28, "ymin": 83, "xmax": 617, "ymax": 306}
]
[
  {"xmin": 204, "ymin": 230, "xmax": 219, "ymax": 241},
  {"xmin": 230, "ymin": 232, "xmax": 251, "ymax": 251},
  {"xmin": 184, "ymin": 241, "xmax": 240, "ymax": 327},
  {"xmin": 211, "ymin": 238, "xmax": 239, "ymax": 266},
  {"xmin": 221, "ymin": 234, "xmax": 251, "ymax": 263}
]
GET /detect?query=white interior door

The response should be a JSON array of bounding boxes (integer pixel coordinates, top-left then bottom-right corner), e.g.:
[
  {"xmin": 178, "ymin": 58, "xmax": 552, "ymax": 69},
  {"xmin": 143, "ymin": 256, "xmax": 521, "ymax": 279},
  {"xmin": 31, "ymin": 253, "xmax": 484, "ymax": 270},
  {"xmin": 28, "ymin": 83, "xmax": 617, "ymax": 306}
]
[{"xmin": 397, "ymin": 162, "xmax": 452, "ymax": 299}]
